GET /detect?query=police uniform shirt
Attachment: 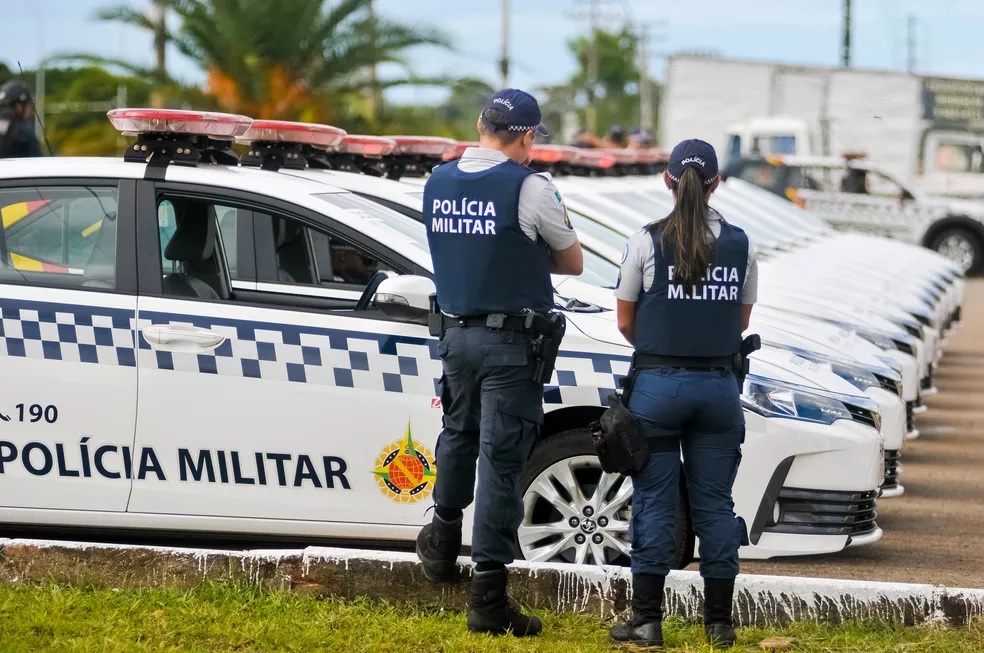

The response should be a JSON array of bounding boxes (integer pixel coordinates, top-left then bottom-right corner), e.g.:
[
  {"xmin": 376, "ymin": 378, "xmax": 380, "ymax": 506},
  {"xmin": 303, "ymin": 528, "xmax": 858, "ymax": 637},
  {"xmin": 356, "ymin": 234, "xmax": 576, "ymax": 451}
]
[
  {"xmin": 456, "ymin": 147, "xmax": 578, "ymax": 252},
  {"xmin": 615, "ymin": 208, "xmax": 758, "ymax": 304}
]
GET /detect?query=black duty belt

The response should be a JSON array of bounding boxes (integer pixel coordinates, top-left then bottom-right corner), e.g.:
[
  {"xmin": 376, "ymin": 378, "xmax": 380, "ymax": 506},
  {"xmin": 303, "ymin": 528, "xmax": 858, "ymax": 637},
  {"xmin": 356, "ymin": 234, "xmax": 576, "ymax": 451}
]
[
  {"xmin": 632, "ymin": 353, "xmax": 735, "ymax": 370},
  {"xmin": 441, "ymin": 313, "xmax": 530, "ymax": 334}
]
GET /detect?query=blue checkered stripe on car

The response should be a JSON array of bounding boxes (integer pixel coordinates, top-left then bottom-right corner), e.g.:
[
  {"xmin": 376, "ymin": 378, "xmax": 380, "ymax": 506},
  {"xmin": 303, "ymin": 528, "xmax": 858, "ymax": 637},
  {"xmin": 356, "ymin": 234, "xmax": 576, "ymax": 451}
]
[
  {"xmin": 0, "ymin": 297, "xmax": 630, "ymax": 406},
  {"xmin": 0, "ymin": 298, "xmax": 136, "ymax": 367}
]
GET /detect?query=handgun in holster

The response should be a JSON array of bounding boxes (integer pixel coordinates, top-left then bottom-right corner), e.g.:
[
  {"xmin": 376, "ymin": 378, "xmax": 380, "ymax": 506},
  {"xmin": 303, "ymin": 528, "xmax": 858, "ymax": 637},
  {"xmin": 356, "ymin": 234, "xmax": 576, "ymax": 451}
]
[
  {"xmin": 525, "ymin": 311, "xmax": 567, "ymax": 384},
  {"xmin": 427, "ymin": 293, "xmax": 443, "ymax": 337},
  {"xmin": 732, "ymin": 333, "xmax": 762, "ymax": 389}
]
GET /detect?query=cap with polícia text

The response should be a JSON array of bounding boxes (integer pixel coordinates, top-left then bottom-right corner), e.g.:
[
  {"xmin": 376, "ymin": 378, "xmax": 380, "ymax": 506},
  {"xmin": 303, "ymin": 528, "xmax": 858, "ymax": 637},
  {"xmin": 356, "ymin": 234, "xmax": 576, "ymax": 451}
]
[
  {"xmin": 666, "ymin": 138, "xmax": 719, "ymax": 186},
  {"xmin": 480, "ymin": 88, "xmax": 549, "ymax": 137}
]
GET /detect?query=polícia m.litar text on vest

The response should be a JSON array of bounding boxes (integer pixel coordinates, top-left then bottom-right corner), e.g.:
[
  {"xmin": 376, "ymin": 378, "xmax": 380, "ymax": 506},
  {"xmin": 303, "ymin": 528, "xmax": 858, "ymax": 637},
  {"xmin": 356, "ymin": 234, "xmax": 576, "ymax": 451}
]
[
  {"xmin": 430, "ymin": 198, "xmax": 498, "ymax": 235},
  {"xmin": 666, "ymin": 265, "xmax": 741, "ymax": 301}
]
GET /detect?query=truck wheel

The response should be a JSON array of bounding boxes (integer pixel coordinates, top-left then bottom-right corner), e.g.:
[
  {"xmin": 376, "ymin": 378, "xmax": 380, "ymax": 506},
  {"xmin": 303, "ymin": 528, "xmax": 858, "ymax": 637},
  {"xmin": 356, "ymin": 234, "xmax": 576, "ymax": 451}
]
[
  {"xmin": 929, "ymin": 227, "xmax": 983, "ymax": 275},
  {"xmin": 517, "ymin": 428, "xmax": 695, "ymax": 569}
]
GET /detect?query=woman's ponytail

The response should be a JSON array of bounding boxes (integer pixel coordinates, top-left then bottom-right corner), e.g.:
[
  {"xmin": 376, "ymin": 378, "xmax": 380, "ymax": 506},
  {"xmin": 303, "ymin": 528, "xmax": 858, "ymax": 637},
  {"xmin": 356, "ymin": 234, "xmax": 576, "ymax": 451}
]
[{"xmin": 656, "ymin": 167, "xmax": 713, "ymax": 289}]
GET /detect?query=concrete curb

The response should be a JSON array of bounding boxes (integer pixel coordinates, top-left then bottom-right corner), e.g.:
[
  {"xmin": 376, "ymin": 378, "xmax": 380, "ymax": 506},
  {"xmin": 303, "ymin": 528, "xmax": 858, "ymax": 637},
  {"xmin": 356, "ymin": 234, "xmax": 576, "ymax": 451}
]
[{"xmin": 0, "ymin": 538, "xmax": 982, "ymax": 627}]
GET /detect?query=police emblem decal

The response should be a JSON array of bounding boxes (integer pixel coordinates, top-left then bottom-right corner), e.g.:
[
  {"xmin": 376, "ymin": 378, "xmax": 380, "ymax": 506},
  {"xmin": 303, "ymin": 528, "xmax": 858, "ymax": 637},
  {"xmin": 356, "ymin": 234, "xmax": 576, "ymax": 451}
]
[
  {"xmin": 563, "ymin": 207, "xmax": 573, "ymax": 230},
  {"xmin": 373, "ymin": 421, "xmax": 437, "ymax": 504}
]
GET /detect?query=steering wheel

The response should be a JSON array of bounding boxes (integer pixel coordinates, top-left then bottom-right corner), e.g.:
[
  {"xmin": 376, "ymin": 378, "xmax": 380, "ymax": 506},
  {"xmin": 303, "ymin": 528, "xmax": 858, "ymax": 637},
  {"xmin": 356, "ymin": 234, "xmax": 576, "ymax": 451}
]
[{"xmin": 355, "ymin": 271, "xmax": 392, "ymax": 311}]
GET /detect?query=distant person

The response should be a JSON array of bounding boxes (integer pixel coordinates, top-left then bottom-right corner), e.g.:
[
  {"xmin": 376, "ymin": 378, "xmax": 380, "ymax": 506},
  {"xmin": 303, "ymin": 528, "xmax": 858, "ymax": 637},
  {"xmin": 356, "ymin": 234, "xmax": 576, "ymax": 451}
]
[
  {"xmin": 605, "ymin": 124, "xmax": 628, "ymax": 148},
  {"xmin": 0, "ymin": 80, "xmax": 42, "ymax": 158},
  {"xmin": 629, "ymin": 127, "xmax": 654, "ymax": 149},
  {"xmin": 571, "ymin": 129, "xmax": 601, "ymax": 148}
]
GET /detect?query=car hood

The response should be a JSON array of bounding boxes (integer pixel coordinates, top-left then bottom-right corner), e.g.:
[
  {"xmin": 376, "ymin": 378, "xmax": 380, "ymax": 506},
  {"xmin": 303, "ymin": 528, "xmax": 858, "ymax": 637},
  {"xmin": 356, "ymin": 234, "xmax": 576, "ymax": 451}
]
[{"xmin": 561, "ymin": 300, "xmax": 866, "ymax": 397}]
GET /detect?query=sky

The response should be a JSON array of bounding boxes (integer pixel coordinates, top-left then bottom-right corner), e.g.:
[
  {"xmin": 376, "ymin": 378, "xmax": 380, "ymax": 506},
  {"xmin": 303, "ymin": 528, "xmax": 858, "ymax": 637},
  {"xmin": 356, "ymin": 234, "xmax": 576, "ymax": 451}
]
[{"xmin": 3, "ymin": 0, "xmax": 984, "ymax": 107}]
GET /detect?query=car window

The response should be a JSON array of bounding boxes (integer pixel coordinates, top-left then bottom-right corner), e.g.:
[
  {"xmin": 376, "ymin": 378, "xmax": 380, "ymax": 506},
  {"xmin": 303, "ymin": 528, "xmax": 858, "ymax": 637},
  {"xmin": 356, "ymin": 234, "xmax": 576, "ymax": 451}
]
[
  {"xmin": 314, "ymin": 191, "xmax": 431, "ymax": 259},
  {"xmin": 736, "ymin": 163, "xmax": 783, "ymax": 193},
  {"xmin": 159, "ymin": 199, "xmax": 239, "ymax": 278},
  {"xmin": 0, "ymin": 185, "xmax": 119, "ymax": 289}
]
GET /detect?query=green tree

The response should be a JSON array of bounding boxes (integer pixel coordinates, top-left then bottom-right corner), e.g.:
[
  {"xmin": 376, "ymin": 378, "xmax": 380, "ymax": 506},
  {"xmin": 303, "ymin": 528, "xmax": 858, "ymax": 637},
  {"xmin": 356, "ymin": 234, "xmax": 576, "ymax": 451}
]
[
  {"xmin": 66, "ymin": 0, "xmax": 452, "ymax": 125},
  {"xmin": 565, "ymin": 25, "xmax": 660, "ymax": 139}
]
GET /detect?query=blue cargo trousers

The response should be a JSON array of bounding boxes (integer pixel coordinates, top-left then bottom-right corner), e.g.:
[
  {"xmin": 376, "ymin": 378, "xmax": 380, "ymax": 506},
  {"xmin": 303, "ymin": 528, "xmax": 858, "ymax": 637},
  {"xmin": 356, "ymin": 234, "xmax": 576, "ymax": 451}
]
[
  {"xmin": 626, "ymin": 367, "xmax": 749, "ymax": 579},
  {"xmin": 432, "ymin": 325, "xmax": 544, "ymax": 565}
]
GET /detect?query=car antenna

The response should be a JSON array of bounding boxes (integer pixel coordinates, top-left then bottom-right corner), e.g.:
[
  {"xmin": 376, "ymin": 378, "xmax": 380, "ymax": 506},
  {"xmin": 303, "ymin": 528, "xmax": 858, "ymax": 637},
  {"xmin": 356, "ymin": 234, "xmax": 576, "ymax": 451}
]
[{"xmin": 16, "ymin": 61, "xmax": 55, "ymax": 157}]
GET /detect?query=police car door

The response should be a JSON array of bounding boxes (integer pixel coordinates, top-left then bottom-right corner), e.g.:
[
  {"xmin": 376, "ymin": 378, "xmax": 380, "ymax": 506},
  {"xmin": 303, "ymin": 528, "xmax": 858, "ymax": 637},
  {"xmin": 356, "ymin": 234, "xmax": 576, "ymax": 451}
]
[
  {"xmin": 0, "ymin": 179, "xmax": 138, "ymax": 512},
  {"xmin": 128, "ymin": 183, "xmax": 445, "ymax": 533}
]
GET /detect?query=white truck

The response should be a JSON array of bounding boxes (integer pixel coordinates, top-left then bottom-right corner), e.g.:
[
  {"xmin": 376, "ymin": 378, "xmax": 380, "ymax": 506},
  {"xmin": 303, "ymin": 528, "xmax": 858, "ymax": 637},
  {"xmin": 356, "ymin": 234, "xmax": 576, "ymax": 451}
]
[{"xmin": 659, "ymin": 54, "xmax": 984, "ymax": 200}]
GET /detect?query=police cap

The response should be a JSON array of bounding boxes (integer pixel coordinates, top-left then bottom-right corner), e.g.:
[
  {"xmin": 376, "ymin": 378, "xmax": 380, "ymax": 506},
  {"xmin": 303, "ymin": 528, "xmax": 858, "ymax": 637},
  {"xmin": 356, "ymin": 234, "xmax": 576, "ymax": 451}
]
[{"xmin": 480, "ymin": 88, "xmax": 549, "ymax": 137}]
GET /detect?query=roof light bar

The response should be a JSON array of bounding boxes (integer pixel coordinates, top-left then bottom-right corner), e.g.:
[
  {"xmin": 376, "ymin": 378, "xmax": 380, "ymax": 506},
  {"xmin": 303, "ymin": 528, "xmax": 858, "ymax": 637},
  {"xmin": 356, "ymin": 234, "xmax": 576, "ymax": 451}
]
[
  {"xmin": 530, "ymin": 144, "xmax": 579, "ymax": 164},
  {"xmin": 572, "ymin": 149, "xmax": 616, "ymax": 169},
  {"xmin": 634, "ymin": 148, "xmax": 669, "ymax": 165},
  {"xmin": 335, "ymin": 135, "xmax": 398, "ymax": 157},
  {"xmin": 444, "ymin": 141, "xmax": 478, "ymax": 160},
  {"xmin": 599, "ymin": 148, "xmax": 639, "ymax": 165},
  {"xmin": 107, "ymin": 108, "xmax": 252, "ymax": 139},
  {"xmin": 237, "ymin": 120, "xmax": 347, "ymax": 149},
  {"xmin": 389, "ymin": 136, "xmax": 458, "ymax": 157}
]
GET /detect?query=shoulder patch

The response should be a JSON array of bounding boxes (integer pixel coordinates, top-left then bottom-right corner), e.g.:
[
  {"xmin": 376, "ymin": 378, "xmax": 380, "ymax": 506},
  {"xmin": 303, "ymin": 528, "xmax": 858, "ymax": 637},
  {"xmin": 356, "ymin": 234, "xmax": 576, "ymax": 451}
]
[
  {"xmin": 563, "ymin": 207, "xmax": 573, "ymax": 230},
  {"xmin": 620, "ymin": 243, "xmax": 629, "ymax": 264},
  {"xmin": 552, "ymin": 189, "xmax": 565, "ymax": 207}
]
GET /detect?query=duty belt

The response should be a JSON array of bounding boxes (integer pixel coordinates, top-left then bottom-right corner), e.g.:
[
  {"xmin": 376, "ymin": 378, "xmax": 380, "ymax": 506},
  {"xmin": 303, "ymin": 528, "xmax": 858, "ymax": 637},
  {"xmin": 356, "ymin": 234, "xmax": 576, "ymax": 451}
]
[
  {"xmin": 632, "ymin": 353, "xmax": 735, "ymax": 370},
  {"xmin": 437, "ymin": 313, "xmax": 531, "ymax": 334}
]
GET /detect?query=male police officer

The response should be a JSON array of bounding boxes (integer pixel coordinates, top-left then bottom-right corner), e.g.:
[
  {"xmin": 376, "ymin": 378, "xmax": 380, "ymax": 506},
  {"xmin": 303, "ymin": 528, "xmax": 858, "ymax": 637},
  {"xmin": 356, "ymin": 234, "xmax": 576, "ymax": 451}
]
[
  {"xmin": 417, "ymin": 88, "xmax": 584, "ymax": 637},
  {"xmin": 0, "ymin": 80, "xmax": 42, "ymax": 158}
]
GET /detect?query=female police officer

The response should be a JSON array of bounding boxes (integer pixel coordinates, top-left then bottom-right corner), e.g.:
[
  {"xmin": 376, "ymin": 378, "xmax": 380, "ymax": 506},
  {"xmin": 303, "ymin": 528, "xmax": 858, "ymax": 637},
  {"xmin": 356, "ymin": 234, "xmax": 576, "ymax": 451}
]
[{"xmin": 608, "ymin": 139, "xmax": 757, "ymax": 650}]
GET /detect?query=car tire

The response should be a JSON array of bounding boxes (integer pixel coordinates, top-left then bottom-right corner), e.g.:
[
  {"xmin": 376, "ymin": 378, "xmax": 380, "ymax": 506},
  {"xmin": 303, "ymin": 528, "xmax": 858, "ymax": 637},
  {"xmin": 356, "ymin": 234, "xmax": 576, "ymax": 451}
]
[
  {"xmin": 929, "ymin": 226, "xmax": 984, "ymax": 276},
  {"xmin": 516, "ymin": 427, "xmax": 695, "ymax": 570}
]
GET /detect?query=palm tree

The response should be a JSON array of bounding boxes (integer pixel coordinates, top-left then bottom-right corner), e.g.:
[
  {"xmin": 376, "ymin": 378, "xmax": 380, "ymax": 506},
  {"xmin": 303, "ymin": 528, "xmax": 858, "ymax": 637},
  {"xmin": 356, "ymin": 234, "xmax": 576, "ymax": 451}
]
[{"xmin": 65, "ymin": 0, "xmax": 453, "ymax": 122}]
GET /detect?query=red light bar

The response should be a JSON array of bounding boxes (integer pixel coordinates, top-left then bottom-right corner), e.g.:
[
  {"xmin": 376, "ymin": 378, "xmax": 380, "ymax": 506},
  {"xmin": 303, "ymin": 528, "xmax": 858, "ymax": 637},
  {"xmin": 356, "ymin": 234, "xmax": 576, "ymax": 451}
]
[
  {"xmin": 573, "ymin": 149, "xmax": 616, "ymax": 169},
  {"xmin": 530, "ymin": 145, "xmax": 579, "ymax": 164},
  {"xmin": 389, "ymin": 136, "xmax": 458, "ymax": 157},
  {"xmin": 598, "ymin": 148, "xmax": 638, "ymax": 165},
  {"xmin": 444, "ymin": 141, "xmax": 478, "ymax": 160},
  {"xmin": 107, "ymin": 108, "xmax": 252, "ymax": 140},
  {"xmin": 237, "ymin": 120, "xmax": 347, "ymax": 148},
  {"xmin": 336, "ymin": 135, "xmax": 398, "ymax": 157},
  {"xmin": 634, "ymin": 148, "xmax": 669, "ymax": 165}
]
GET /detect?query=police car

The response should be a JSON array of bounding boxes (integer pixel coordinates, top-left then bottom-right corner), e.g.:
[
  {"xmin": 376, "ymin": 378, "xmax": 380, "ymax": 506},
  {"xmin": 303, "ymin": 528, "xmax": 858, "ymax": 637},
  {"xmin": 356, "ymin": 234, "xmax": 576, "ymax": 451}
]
[
  {"xmin": 724, "ymin": 153, "xmax": 984, "ymax": 276},
  {"xmin": 0, "ymin": 110, "xmax": 886, "ymax": 566},
  {"xmin": 305, "ymin": 149, "xmax": 912, "ymax": 497}
]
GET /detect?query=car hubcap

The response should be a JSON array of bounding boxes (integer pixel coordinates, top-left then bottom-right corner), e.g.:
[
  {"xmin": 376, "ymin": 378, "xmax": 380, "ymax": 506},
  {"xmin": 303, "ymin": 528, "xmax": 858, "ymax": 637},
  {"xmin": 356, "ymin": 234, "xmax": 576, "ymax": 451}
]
[
  {"xmin": 936, "ymin": 234, "xmax": 976, "ymax": 272},
  {"xmin": 519, "ymin": 455, "xmax": 632, "ymax": 566}
]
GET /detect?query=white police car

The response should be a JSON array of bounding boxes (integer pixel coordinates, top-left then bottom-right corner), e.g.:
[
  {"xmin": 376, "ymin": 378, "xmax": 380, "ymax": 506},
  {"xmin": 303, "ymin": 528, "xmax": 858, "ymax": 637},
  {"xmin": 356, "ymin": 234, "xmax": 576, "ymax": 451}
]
[{"xmin": 0, "ymin": 111, "xmax": 882, "ymax": 568}]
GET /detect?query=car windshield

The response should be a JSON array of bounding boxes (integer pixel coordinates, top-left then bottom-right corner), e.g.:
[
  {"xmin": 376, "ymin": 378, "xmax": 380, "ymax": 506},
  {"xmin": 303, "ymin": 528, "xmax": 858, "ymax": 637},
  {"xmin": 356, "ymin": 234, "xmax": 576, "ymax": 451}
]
[
  {"xmin": 313, "ymin": 191, "xmax": 431, "ymax": 257},
  {"xmin": 568, "ymin": 209, "xmax": 633, "ymax": 252},
  {"xmin": 578, "ymin": 247, "xmax": 620, "ymax": 288}
]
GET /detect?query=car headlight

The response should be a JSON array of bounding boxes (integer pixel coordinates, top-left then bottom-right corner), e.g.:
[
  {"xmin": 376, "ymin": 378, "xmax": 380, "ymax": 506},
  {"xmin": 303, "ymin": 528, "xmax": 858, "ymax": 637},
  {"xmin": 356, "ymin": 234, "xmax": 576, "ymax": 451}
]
[
  {"xmin": 742, "ymin": 375, "xmax": 853, "ymax": 425},
  {"xmin": 876, "ymin": 355, "xmax": 904, "ymax": 374},
  {"xmin": 830, "ymin": 361, "xmax": 880, "ymax": 391},
  {"xmin": 855, "ymin": 328, "xmax": 897, "ymax": 351}
]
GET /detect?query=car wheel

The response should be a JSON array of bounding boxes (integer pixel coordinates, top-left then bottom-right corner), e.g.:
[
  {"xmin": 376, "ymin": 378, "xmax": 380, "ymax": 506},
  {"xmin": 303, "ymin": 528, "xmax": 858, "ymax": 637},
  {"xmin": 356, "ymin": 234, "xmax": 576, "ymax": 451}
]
[
  {"xmin": 516, "ymin": 428, "xmax": 695, "ymax": 569},
  {"xmin": 930, "ymin": 227, "xmax": 983, "ymax": 275}
]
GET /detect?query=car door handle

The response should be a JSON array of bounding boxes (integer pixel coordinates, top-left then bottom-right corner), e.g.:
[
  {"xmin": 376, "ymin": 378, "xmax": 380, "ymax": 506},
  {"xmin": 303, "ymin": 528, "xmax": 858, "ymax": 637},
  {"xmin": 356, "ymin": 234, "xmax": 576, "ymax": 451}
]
[{"xmin": 141, "ymin": 324, "xmax": 226, "ymax": 352}]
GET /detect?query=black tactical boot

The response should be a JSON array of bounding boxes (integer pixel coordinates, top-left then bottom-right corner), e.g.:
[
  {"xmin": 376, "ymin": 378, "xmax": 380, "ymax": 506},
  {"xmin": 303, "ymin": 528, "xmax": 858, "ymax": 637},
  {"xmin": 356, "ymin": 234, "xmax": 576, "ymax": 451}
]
[
  {"xmin": 415, "ymin": 511, "xmax": 462, "ymax": 582},
  {"xmin": 703, "ymin": 577, "xmax": 737, "ymax": 649},
  {"xmin": 466, "ymin": 567, "xmax": 542, "ymax": 637},
  {"xmin": 608, "ymin": 573, "xmax": 665, "ymax": 650}
]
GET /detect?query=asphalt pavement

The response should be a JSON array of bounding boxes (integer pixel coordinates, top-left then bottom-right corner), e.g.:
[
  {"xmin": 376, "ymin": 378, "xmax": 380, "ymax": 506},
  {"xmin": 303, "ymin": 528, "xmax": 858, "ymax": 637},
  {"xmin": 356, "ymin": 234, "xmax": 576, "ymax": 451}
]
[{"xmin": 740, "ymin": 279, "xmax": 984, "ymax": 588}]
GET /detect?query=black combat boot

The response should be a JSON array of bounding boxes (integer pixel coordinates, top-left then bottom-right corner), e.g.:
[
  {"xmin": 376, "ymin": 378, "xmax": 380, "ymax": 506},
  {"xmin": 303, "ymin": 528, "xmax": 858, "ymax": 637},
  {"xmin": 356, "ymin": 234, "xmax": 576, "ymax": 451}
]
[
  {"xmin": 608, "ymin": 573, "xmax": 665, "ymax": 650},
  {"xmin": 466, "ymin": 567, "xmax": 542, "ymax": 637},
  {"xmin": 703, "ymin": 577, "xmax": 737, "ymax": 649},
  {"xmin": 415, "ymin": 511, "xmax": 462, "ymax": 582}
]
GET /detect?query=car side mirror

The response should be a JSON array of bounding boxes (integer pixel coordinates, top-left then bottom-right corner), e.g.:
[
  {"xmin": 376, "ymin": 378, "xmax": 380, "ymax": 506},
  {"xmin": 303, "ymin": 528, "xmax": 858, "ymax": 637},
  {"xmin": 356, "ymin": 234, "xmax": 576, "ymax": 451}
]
[
  {"xmin": 374, "ymin": 275, "xmax": 436, "ymax": 324},
  {"xmin": 901, "ymin": 189, "xmax": 916, "ymax": 202}
]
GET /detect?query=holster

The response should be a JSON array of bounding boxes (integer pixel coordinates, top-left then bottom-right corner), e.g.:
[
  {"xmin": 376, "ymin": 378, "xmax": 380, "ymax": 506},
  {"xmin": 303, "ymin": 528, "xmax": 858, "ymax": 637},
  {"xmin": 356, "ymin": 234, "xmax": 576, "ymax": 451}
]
[
  {"xmin": 526, "ymin": 310, "xmax": 567, "ymax": 384},
  {"xmin": 734, "ymin": 333, "xmax": 762, "ymax": 390},
  {"xmin": 427, "ymin": 293, "xmax": 442, "ymax": 337}
]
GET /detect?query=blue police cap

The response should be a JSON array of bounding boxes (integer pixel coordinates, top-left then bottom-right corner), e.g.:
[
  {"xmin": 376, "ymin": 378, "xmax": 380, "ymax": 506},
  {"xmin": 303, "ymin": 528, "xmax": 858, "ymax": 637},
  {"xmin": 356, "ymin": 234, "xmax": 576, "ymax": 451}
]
[
  {"xmin": 667, "ymin": 138, "xmax": 719, "ymax": 186},
  {"xmin": 480, "ymin": 88, "xmax": 549, "ymax": 137}
]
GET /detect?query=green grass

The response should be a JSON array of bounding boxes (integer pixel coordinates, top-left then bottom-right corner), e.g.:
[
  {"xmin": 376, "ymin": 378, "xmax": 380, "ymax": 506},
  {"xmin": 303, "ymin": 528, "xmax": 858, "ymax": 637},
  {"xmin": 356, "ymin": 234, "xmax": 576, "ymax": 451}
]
[{"xmin": 0, "ymin": 582, "xmax": 981, "ymax": 652}]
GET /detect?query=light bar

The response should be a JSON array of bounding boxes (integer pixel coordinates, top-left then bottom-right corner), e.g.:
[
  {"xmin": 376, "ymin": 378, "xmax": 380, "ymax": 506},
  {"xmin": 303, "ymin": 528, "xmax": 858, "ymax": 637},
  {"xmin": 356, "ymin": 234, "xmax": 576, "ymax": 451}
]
[
  {"xmin": 444, "ymin": 141, "xmax": 478, "ymax": 160},
  {"xmin": 237, "ymin": 120, "xmax": 347, "ymax": 148},
  {"xmin": 389, "ymin": 136, "xmax": 458, "ymax": 157},
  {"xmin": 107, "ymin": 108, "xmax": 252, "ymax": 140},
  {"xmin": 530, "ymin": 145, "xmax": 579, "ymax": 164},
  {"xmin": 599, "ymin": 148, "xmax": 638, "ymax": 165},
  {"xmin": 336, "ymin": 135, "xmax": 398, "ymax": 157},
  {"xmin": 573, "ymin": 149, "xmax": 616, "ymax": 169}
]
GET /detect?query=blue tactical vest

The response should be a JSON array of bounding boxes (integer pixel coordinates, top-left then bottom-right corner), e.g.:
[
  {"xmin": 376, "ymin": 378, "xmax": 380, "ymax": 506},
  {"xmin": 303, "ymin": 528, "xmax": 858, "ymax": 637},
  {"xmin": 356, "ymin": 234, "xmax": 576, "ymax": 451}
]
[
  {"xmin": 634, "ymin": 218, "xmax": 749, "ymax": 357},
  {"xmin": 424, "ymin": 159, "xmax": 554, "ymax": 316}
]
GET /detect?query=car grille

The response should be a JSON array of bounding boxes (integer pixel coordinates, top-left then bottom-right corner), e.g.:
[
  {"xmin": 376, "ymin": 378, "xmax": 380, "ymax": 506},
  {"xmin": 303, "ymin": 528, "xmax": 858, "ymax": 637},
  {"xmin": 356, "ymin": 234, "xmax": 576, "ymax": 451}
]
[
  {"xmin": 921, "ymin": 368, "xmax": 934, "ymax": 390},
  {"xmin": 764, "ymin": 488, "xmax": 879, "ymax": 537},
  {"xmin": 903, "ymin": 324, "xmax": 922, "ymax": 339},
  {"xmin": 874, "ymin": 373, "xmax": 901, "ymax": 396},
  {"xmin": 882, "ymin": 449, "xmax": 901, "ymax": 490},
  {"xmin": 906, "ymin": 401, "xmax": 916, "ymax": 431},
  {"xmin": 893, "ymin": 340, "xmax": 917, "ymax": 356},
  {"xmin": 913, "ymin": 313, "xmax": 932, "ymax": 327},
  {"xmin": 845, "ymin": 403, "xmax": 878, "ymax": 430}
]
